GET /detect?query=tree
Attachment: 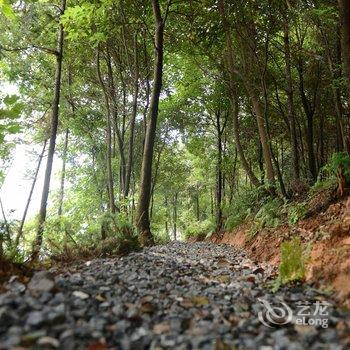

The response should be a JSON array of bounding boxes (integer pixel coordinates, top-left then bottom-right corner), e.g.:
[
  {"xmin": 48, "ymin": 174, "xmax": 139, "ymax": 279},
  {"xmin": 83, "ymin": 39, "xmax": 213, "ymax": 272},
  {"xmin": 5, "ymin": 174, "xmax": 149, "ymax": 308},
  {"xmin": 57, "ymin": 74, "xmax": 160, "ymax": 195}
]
[
  {"xmin": 136, "ymin": 0, "xmax": 171, "ymax": 245},
  {"xmin": 338, "ymin": 0, "xmax": 350, "ymax": 83},
  {"xmin": 31, "ymin": 0, "xmax": 66, "ymax": 261}
]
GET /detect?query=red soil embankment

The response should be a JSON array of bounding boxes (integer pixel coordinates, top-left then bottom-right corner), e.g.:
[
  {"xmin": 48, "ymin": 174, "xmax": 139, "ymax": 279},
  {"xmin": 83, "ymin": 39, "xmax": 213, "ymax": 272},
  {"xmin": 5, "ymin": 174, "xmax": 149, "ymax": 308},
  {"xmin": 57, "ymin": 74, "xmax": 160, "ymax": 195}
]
[{"xmin": 210, "ymin": 196, "xmax": 350, "ymax": 307}]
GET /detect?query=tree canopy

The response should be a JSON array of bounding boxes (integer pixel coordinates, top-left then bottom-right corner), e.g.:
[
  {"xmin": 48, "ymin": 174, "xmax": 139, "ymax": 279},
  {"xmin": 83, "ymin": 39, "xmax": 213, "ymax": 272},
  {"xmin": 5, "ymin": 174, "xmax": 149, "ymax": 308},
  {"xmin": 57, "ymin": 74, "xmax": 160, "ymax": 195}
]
[{"xmin": 0, "ymin": 0, "xmax": 349, "ymax": 258}]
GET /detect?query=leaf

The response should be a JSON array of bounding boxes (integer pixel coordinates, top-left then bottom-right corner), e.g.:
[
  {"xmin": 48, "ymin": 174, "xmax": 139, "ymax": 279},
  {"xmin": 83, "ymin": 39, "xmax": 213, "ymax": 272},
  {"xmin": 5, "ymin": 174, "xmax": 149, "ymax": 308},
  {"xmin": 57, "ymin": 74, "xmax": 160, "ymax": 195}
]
[
  {"xmin": 153, "ymin": 322, "xmax": 171, "ymax": 334},
  {"xmin": 88, "ymin": 341, "xmax": 108, "ymax": 350},
  {"xmin": 95, "ymin": 294, "xmax": 106, "ymax": 302},
  {"xmin": 217, "ymin": 274, "xmax": 231, "ymax": 283},
  {"xmin": 3, "ymin": 95, "xmax": 19, "ymax": 105},
  {"xmin": 191, "ymin": 295, "xmax": 209, "ymax": 306},
  {"xmin": 6, "ymin": 124, "xmax": 20, "ymax": 134},
  {"xmin": 0, "ymin": 0, "xmax": 15, "ymax": 19},
  {"xmin": 140, "ymin": 301, "xmax": 156, "ymax": 314}
]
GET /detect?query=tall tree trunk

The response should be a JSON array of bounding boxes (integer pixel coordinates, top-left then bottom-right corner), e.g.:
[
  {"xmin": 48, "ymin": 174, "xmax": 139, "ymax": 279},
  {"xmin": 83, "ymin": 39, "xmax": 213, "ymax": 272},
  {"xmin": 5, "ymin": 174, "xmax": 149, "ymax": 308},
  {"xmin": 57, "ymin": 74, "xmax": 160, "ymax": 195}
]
[
  {"xmin": 298, "ymin": 60, "xmax": 317, "ymax": 181},
  {"xmin": 137, "ymin": 0, "xmax": 169, "ymax": 245},
  {"xmin": 215, "ymin": 111, "xmax": 223, "ymax": 231},
  {"xmin": 58, "ymin": 129, "xmax": 69, "ymax": 217},
  {"xmin": 250, "ymin": 93, "xmax": 275, "ymax": 184},
  {"xmin": 164, "ymin": 195, "xmax": 169, "ymax": 238},
  {"xmin": 218, "ymin": 0, "xmax": 260, "ymax": 187},
  {"xmin": 195, "ymin": 184, "xmax": 200, "ymax": 221},
  {"xmin": 16, "ymin": 140, "xmax": 47, "ymax": 247},
  {"xmin": 124, "ymin": 34, "xmax": 139, "ymax": 198},
  {"xmin": 339, "ymin": 0, "xmax": 350, "ymax": 83},
  {"xmin": 317, "ymin": 20, "xmax": 347, "ymax": 152},
  {"xmin": 31, "ymin": 0, "xmax": 66, "ymax": 261},
  {"xmin": 105, "ymin": 50, "xmax": 126, "ymax": 199},
  {"xmin": 284, "ymin": 22, "xmax": 300, "ymax": 181},
  {"xmin": 173, "ymin": 192, "xmax": 178, "ymax": 240},
  {"xmin": 96, "ymin": 49, "xmax": 117, "ymax": 214}
]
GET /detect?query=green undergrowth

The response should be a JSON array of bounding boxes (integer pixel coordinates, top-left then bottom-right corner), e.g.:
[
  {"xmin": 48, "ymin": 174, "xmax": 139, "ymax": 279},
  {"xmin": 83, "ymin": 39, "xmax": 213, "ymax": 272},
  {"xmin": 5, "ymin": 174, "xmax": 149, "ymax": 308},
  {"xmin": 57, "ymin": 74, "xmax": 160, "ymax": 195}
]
[
  {"xmin": 183, "ymin": 219, "xmax": 215, "ymax": 240},
  {"xmin": 225, "ymin": 186, "xmax": 309, "ymax": 239},
  {"xmin": 48, "ymin": 212, "xmax": 141, "ymax": 261},
  {"xmin": 271, "ymin": 237, "xmax": 310, "ymax": 292},
  {"xmin": 224, "ymin": 152, "xmax": 350, "ymax": 240}
]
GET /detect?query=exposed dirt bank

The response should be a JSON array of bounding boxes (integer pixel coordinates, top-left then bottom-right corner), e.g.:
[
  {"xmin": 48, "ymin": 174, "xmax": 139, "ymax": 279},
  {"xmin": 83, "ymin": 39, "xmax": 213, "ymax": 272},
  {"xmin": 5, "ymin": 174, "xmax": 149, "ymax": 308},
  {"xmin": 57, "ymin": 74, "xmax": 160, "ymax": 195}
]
[{"xmin": 209, "ymin": 196, "xmax": 350, "ymax": 307}]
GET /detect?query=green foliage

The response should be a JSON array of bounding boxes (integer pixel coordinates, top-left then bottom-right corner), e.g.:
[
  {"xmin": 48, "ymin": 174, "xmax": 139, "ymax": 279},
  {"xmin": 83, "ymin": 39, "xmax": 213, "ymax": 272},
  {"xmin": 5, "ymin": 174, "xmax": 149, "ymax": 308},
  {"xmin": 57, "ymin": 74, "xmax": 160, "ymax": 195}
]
[
  {"xmin": 0, "ymin": 0, "xmax": 15, "ymax": 19},
  {"xmin": 311, "ymin": 152, "xmax": 350, "ymax": 194},
  {"xmin": 61, "ymin": 3, "xmax": 108, "ymax": 45},
  {"xmin": 45, "ymin": 212, "xmax": 140, "ymax": 260},
  {"xmin": 249, "ymin": 197, "xmax": 283, "ymax": 238},
  {"xmin": 310, "ymin": 176, "xmax": 338, "ymax": 194},
  {"xmin": 0, "ymin": 94, "xmax": 22, "ymax": 142},
  {"xmin": 330, "ymin": 152, "xmax": 350, "ymax": 182},
  {"xmin": 2, "ymin": 0, "xmax": 350, "ymax": 266},
  {"xmin": 183, "ymin": 219, "xmax": 214, "ymax": 240},
  {"xmin": 279, "ymin": 237, "xmax": 306, "ymax": 285},
  {"xmin": 287, "ymin": 202, "xmax": 308, "ymax": 225},
  {"xmin": 225, "ymin": 187, "xmax": 262, "ymax": 230}
]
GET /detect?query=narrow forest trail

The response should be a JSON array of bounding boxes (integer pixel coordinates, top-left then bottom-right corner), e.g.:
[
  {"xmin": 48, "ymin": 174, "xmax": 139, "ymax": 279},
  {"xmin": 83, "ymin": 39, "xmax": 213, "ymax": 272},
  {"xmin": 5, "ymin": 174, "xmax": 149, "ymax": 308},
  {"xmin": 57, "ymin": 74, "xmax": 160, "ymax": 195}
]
[{"xmin": 0, "ymin": 242, "xmax": 349, "ymax": 349}]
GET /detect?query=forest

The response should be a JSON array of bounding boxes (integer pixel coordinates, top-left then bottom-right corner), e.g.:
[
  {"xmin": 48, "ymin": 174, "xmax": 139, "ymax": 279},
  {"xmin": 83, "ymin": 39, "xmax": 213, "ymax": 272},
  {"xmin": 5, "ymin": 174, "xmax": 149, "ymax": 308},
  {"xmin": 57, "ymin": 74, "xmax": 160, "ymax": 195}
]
[{"xmin": 0, "ymin": 0, "xmax": 350, "ymax": 349}]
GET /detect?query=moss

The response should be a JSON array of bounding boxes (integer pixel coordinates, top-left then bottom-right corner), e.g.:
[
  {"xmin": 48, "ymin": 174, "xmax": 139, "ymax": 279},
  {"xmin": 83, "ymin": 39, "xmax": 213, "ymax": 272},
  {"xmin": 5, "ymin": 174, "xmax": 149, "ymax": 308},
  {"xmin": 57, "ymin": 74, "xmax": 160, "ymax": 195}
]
[{"xmin": 279, "ymin": 237, "xmax": 307, "ymax": 284}]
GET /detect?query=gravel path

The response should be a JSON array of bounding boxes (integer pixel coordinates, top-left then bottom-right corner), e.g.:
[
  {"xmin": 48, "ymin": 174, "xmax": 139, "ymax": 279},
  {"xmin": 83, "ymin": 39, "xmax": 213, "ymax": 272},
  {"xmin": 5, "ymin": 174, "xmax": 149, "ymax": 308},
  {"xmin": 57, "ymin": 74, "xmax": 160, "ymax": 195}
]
[{"xmin": 0, "ymin": 242, "xmax": 349, "ymax": 349}]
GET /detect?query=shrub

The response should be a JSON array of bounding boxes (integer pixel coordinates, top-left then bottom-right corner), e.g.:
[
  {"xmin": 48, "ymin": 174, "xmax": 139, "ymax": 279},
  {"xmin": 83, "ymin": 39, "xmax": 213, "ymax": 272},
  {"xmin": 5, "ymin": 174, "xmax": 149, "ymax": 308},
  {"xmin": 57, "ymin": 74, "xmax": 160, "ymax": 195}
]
[
  {"xmin": 49, "ymin": 212, "xmax": 140, "ymax": 261},
  {"xmin": 311, "ymin": 152, "xmax": 350, "ymax": 194},
  {"xmin": 225, "ymin": 186, "xmax": 263, "ymax": 230},
  {"xmin": 153, "ymin": 232, "xmax": 171, "ymax": 245},
  {"xmin": 249, "ymin": 197, "xmax": 283, "ymax": 238},
  {"xmin": 183, "ymin": 219, "xmax": 214, "ymax": 240},
  {"xmin": 287, "ymin": 202, "xmax": 308, "ymax": 225},
  {"xmin": 329, "ymin": 152, "xmax": 350, "ymax": 182}
]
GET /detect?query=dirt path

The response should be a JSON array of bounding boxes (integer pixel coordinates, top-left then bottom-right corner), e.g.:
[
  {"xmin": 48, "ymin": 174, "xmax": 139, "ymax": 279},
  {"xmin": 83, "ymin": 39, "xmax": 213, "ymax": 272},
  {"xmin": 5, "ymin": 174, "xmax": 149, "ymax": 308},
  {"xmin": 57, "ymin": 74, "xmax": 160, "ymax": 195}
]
[{"xmin": 0, "ymin": 242, "xmax": 349, "ymax": 349}]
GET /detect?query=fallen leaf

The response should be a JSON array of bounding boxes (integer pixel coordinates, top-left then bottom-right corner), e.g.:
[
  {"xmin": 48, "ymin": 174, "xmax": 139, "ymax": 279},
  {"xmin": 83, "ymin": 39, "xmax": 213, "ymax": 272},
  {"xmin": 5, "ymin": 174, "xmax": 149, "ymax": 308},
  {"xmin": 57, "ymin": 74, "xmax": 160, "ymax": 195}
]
[
  {"xmin": 95, "ymin": 294, "xmax": 106, "ymax": 302},
  {"xmin": 153, "ymin": 322, "xmax": 171, "ymax": 334},
  {"xmin": 180, "ymin": 299, "xmax": 194, "ymax": 308},
  {"xmin": 215, "ymin": 339, "xmax": 233, "ymax": 350},
  {"xmin": 191, "ymin": 295, "xmax": 209, "ymax": 306},
  {"xmin": 140, "ymin": 301, "xmax": 156, "ymax": 314},
  {"xmin": 217, "ymin": 275, "xmax": 231, "ymax": 283},
  {"xmin": 88, "ymin": 341, "xmax": 108, "ymax": 350}
]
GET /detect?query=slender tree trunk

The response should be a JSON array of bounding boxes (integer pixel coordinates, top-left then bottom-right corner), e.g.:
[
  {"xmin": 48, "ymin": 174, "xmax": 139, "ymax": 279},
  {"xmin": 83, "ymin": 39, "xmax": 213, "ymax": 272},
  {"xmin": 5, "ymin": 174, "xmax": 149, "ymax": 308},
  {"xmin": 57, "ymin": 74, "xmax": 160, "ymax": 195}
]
[
  {"xmin": 250, "ymin": 93, "xmax": 275, "ymax": 184},
  {"xmin": 195, "ymin": 184, "xmax": 200, "ymax": 221},
  {"xmin": 105, "ymin": 50, "xmax": 126, "ymax": 199},
  {"xmin": 338, "ymin": 0, "xmax": 350, "ymax": 83},
  {"xmin": 298, "ymin": 60, "xmax": 317, "ymax": 181},
  {"xmin": 142, "ymin": 37, "xmax": 151, "ymax": 150},
  {"xmin": 215, "ymin": 111, "xmax": 223, "ymax": 231},
  {"xmin": 218, "ymin": 0, "xmax": 260, "ymax": 187},
  {"xmin": 96, "ymin": 49, "xmax": 118, "ymax": 214},
  {"xmin": 137, "ymin": 0, "xmax": 169, "ymax": 245},
  {"xmin": 92, "ymin": 150, "xmax": 104, "ymax": 211},
  {"xmin": 173, "ymin": 192, "xmax": 178, "ymax": 240},
  {"xmin": 328, "ymin": 39, "xmax": 347, "ymax": 152},
  {"xmin": 284, "ymin": 22, "xmax": 300, "ymax": 180},
  {"xmin": 106, "ymin": 113, "xmax": 116, "ymax": 214},
  {"xmin": 165, "ymin": 195, "xmax": 169, "ymax": 238},
  {"xmin": 124, "ymin": 34, "xmax": 139, "ymax": 198},
  {"xmin": 16, "ymin": 140, "xmax": 47, "ymax": 247},
  {"xmin": 319, "ymin": 113, "xmax": 325, "ymax": 168},
  {"xmin": 58, "ymin": 129, "xmax": 69, "ymax": 217},
  {"xmin": 31, "ymin": 0, "xmax": 66, "ymax": 261},
  {"xmin": 231, "ymin": 92, "xmax": 260, "ymax": 187}
]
